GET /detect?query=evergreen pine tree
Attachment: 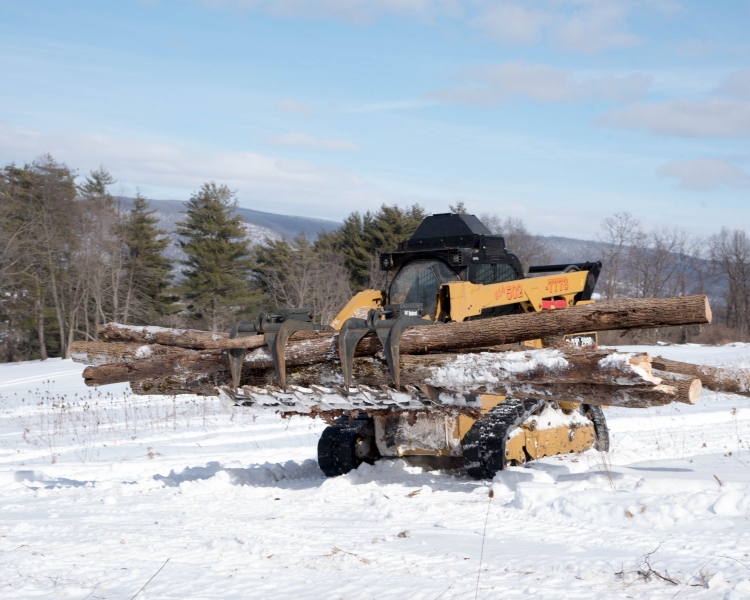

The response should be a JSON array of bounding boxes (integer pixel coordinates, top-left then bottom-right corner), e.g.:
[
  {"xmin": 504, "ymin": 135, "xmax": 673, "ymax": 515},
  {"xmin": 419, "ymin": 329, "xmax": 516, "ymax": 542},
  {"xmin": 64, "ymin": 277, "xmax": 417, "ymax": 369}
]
[
  {"xmin": 79, "ymin": 166, "xmax": 115, "ymax": 208},
  {"xmin": 175, "ymin": 182, "xmax": 251, "ymax": 331},
  {"xmin": 448, "ymin": 201, "xmax": 467, "ymax": 214},
  {"xmin": 318, "ymin": 203, "xmax": 425, "ymax": 290},
  {"xmin": 122, "ymin": 191, "xmax": 174, "ymax": 322}
]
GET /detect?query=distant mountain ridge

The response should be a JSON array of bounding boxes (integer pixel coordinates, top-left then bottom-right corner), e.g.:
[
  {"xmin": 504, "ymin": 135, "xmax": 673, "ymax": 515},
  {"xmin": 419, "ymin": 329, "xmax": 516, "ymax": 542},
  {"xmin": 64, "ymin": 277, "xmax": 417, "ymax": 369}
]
[
  {"xmin": 539, "ymin": 235, "xmax": 608, "ymax": 264},
  {"xmin": 115, "ymin": 197, "xmax": 341, "ymax": 262},
  {"xmin": 114, "ymin": 197, "xmax": 607, "ymax": 270}
]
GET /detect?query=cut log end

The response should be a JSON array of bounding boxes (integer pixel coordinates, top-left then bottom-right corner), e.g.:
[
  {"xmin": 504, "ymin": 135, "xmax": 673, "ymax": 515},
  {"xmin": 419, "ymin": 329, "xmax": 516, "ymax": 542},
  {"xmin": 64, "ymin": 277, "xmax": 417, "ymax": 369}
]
[
  {"xmin": 686, "ymin": 377, "xmax": 702, "ymax": 405},
  {"xmin": 653, "ymin": 355, "xmax": 750, "ymax": 398},
  {"xmin": 652, "ymin": 369, "xmax": 702, "ymax": 405}
]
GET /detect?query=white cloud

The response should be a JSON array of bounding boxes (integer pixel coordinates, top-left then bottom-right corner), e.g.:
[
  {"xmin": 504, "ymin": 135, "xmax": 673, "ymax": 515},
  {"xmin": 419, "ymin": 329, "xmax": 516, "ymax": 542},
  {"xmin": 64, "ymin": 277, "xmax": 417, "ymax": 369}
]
[
  {"xmin": 348, "ymin": 99, "xmax": 439, "ymax": 113},
  {"xmin": 467, "ymin": 0, "xmax": 671, "ymax": 53},
  {"xmin": 675, "ymin": 38, "xmax": 718, "ymax": 58},
  {"xmin": 716, "ymin": 69, "xmax": 750, "ymax": 100},
  {"xmin": 430, "ymin": 61, "xmax": 651, "ymax": 105},
  {"xmin": 262, "ymin": 132, "xmax": 360, "ymax": 151},
  {"xmin": 470, "ymin": 3, "xmax": 549, "ymax": 44},
  {"xmin": 195, "ymin": 0, "xmax": 462, "ymax": 24},
  {"xmin": 275, "ymin": 98, "xmax": 315, "ymax": 115},
  {"xmin": 0, "ymin": 126, "xmax": 382, "ymax": 218},
  {"xmin": 598, "ymin": 99, "xmax": 750, "ymax": 137},
  {"xmin": 552, "ymin": 1, "xmax": 643, "ymax": 53},
  {"xmin": 657, "ymin": 159, "xmax": 750, "ymax": 191},
  {"xmin": 193, "ymin": 0, "xmax": 673, "ymax": 54}
]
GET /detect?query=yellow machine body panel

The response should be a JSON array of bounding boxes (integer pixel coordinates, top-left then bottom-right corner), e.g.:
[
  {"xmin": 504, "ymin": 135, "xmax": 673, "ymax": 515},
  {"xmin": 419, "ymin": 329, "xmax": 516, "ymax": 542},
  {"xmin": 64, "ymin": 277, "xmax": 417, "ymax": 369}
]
[
  {"xmin": 329, "ymin": 290, "xmax": 383, "ymax": 330},
  {"xmin": 438, "ymin": 270, "xmax": 590, "ymax": 322},
  {"xmin": 329, "ymin": 271, "xmax": 592, "ymax": 327}
]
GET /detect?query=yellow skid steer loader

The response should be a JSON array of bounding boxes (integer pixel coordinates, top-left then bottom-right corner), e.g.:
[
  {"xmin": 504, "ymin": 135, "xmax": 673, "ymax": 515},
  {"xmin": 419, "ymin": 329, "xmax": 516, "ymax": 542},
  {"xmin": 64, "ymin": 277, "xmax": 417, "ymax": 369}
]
[{"xmin": 229, "ymin": 213, "xmax": 608, "ymax": 479}]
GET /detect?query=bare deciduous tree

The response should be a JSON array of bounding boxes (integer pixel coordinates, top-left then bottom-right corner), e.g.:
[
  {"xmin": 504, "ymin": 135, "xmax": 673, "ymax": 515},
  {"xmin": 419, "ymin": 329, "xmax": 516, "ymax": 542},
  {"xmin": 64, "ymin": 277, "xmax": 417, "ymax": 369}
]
[
  {"xmin": 479, "ymin": 214, "xmax": 552, "ymax": 268},
  {"xmin": 17, "ymin": 155, "xmax": 82, "ymax": 358},
  {"xmin": 709, "ymin": 228, "xmax": 750, "ymax": 333},
  {"xmin": 368, "ymin": 253, "xmax": 387, "ymax": 291},
  {"xmin": 626, "ymin": 227, "xmax": 687, "ymax": 299},
  {"xmin": 598, "ymin": 212, "xmax": 641, "ymax": 299},
  {"xmin": 252, "ymin": 235, "xmax": 352, "ymax": 326}
]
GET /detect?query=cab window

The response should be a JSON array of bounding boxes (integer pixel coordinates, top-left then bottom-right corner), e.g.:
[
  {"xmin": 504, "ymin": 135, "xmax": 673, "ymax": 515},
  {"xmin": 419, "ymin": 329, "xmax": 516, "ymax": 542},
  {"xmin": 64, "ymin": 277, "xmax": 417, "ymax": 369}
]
[{"xmin": 389, "ymin": 260, "xmax": 459, "ymax": 318}]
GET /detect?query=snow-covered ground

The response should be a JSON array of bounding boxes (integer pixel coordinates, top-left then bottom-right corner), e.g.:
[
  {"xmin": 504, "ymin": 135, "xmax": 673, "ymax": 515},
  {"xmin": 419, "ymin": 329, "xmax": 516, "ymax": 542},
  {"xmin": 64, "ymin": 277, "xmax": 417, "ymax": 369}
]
[{"xmin": 2, "ymin": 346, "xmax": 750, "ymax": 599}]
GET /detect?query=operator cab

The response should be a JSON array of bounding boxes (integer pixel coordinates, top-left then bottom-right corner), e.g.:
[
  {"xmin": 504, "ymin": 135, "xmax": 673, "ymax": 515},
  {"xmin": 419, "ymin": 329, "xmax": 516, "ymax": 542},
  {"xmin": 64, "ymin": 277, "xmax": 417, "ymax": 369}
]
[
  {"xmin": 381, "ymin": 213, "xmax": 524, "ymax": 319},
  {"xmin": 388, "ymin": 259, "xmax": 459, "ymax": 318}
]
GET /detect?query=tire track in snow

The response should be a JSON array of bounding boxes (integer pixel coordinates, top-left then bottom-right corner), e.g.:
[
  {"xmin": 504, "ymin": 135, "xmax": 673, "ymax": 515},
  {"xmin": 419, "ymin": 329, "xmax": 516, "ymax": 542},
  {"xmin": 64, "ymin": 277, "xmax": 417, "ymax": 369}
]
[{"xmin": 0, "ymin": 369, "xmax": 83, "ymax": 388}]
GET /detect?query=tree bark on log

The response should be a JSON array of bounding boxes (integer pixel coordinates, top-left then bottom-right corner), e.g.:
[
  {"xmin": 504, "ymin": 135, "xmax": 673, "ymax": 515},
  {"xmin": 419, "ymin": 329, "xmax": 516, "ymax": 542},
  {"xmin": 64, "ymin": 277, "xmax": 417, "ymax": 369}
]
[
  {"xmin": 652, "ymin": 355, "xmax": 750, "ymax": 397},
  {"xmin": 235, "ymin": 350, "xmax": 658, "ymax": 390},
  {"xmin": 82, "ymin": 351, "xmax": 224, "ymax": 387},
  {"xmin": 513, "ymin": 379, "xmax": 700, "ymax": 408},
  {"xmin": 71, "ymin": 341, "xmax": 188, "ymax": 365},
  {"xmin": 130, "ymin": 375, "xmax": 221, "ymax": 397},
  {"xmin": 97, "ymin": 322, "xmax": 269, "ymax": 350},
  {"xmin": 81, "ymin": 345, "xmax": 647, "ymax": 388},
  {"xmin": 121, "ymin": 348, "xmax": 700, "ymax": 407},
  {"xmin": 129, "ymin": 370, "xmax": 700, "ymax": 408},
  {"xmin": 239, "ymin": 294, "xmax": 712, "ymax": 370}
]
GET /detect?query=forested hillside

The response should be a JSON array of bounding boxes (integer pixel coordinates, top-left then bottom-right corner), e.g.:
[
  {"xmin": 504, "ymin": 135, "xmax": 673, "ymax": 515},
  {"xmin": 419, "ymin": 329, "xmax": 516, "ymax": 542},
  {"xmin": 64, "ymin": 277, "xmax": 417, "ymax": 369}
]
[{"xmin": 1, "ymin": 155, "xmax": 748, "ymax": 362}]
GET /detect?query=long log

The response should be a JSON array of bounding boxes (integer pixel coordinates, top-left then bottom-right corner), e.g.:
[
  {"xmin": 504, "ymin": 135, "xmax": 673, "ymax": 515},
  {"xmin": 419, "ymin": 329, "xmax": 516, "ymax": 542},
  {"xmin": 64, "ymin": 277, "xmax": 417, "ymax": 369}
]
[
  {"xmin": 129, "ymin": 369, "xmax": 700, "ymax": 408},
  {"xmin": 97, "ymin": 322, "xmax": 269, "ymax": 350},
  {"xmin": 72, "ymin": 338, "xmax": 526, "ymax": 368},
  {"xmin": 511, "ymin": 380, "xmax": 700, "ymax": 408},
  {"xmin": 122, "ymin": 347, "xmax": 700, "ymax": 407},
  {"xmin": 652, "ymin": 355, "xmax": 750, "ymax": 397},
  {"xmin": 81, "ymin": 345, "xmax": 643, "ymax": 388},
  {"xmin": 239, "ymin": 294, "xmax": 712, "ymax": 370},
  {"xmin": 235, "ymin": 350, "xmax": 657, "ymax": 389},
  {"xmin": 129, "ymin": 377, "xmax": 697, "ymax": 408},
  {"xmin": 233, "ymin": 351, "xmax": 701, "ymax": 407},
  {"xmin": 82, "ymin": 351, "xmax": 224, "ymax": 387},
  {"xmin": 97, "ymin": 295, "xmax": 711, "ymax": 355}
]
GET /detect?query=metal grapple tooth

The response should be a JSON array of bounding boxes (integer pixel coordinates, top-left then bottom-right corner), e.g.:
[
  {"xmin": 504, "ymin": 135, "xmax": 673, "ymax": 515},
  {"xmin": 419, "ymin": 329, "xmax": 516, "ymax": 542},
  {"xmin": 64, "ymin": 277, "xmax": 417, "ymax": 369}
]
[
  {"xmin": 338, "ymin": 318, "xmax": 369, "ymax": 389},
  {"xmin": 228, "ymin": 321, "xmax": 261, "ymax": 389},
  {"xmin": 418, "ymin": 384, "xmax": 441, "ymax": 401},
  {"xmin": 265, "ymin": 318, "xmax": 318, "ymax": 391},
  {"xmin": 332, "ymin": 384, "xmax": 351, "ymax": 397},
  {"xmin": 229, "ymin": 309, "xmax": 324, "ymax": 392}
]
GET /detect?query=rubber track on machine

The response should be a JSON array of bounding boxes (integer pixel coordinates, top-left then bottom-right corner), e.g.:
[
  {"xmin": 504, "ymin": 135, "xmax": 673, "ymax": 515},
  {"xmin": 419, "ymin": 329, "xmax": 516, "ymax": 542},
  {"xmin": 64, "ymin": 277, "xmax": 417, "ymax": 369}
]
[
  {"xmin": 582, "ymin": 404, "xmax": 610, "ymax": 452},
  {"xmin": 317, "ymin": 415, "xmax": 370, "ymax": 477},
  {"xmin": 462, "ymin": 398, "xmax": 547, "ymax": 480}
]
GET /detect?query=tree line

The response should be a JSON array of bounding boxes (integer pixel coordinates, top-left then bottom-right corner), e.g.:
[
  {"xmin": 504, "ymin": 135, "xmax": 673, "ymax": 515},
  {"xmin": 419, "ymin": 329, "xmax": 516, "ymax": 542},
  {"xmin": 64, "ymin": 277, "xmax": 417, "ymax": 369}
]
[
  {"xmin": 1, "ymin": 155, "xmax": 748, "ymax": 362},
  {"xmin": 597, "ymin": 212, "xmax": 750, "ymax": 343},
  {"xmin": 0, "ymin": 155, "xmax": 428, "ymax": 361}
]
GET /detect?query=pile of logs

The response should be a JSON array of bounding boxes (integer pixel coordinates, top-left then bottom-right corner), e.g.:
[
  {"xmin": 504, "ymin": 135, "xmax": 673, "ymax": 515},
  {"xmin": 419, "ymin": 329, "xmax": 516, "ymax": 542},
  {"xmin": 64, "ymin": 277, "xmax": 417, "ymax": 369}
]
[{"xmin": 68, "ymin": 294, "xmax": 749, "ymax": 410}]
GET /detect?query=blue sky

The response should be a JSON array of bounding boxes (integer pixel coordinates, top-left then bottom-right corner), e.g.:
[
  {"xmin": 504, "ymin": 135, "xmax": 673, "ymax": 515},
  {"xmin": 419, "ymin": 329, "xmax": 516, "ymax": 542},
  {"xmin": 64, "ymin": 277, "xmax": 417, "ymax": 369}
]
[{"xmin": 1, "ymin": 0, "xmax": 748, "ymax": 239}]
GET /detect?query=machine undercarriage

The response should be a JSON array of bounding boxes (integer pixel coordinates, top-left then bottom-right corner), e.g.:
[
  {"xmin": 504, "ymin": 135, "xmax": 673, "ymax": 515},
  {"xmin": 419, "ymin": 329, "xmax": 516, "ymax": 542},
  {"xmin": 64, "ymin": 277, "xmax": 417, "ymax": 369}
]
[{"xmin": 316, "ymin": 399, "xmax": 609, "ymax": 478}]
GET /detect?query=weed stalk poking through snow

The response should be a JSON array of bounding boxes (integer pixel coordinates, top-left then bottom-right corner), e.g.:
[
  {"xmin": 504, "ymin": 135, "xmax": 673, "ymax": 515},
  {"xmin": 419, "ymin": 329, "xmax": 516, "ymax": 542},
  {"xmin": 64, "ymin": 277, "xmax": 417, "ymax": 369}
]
[{"xmin": 475, "ymin": 488, "xmax": 494, "ymax": 599}]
